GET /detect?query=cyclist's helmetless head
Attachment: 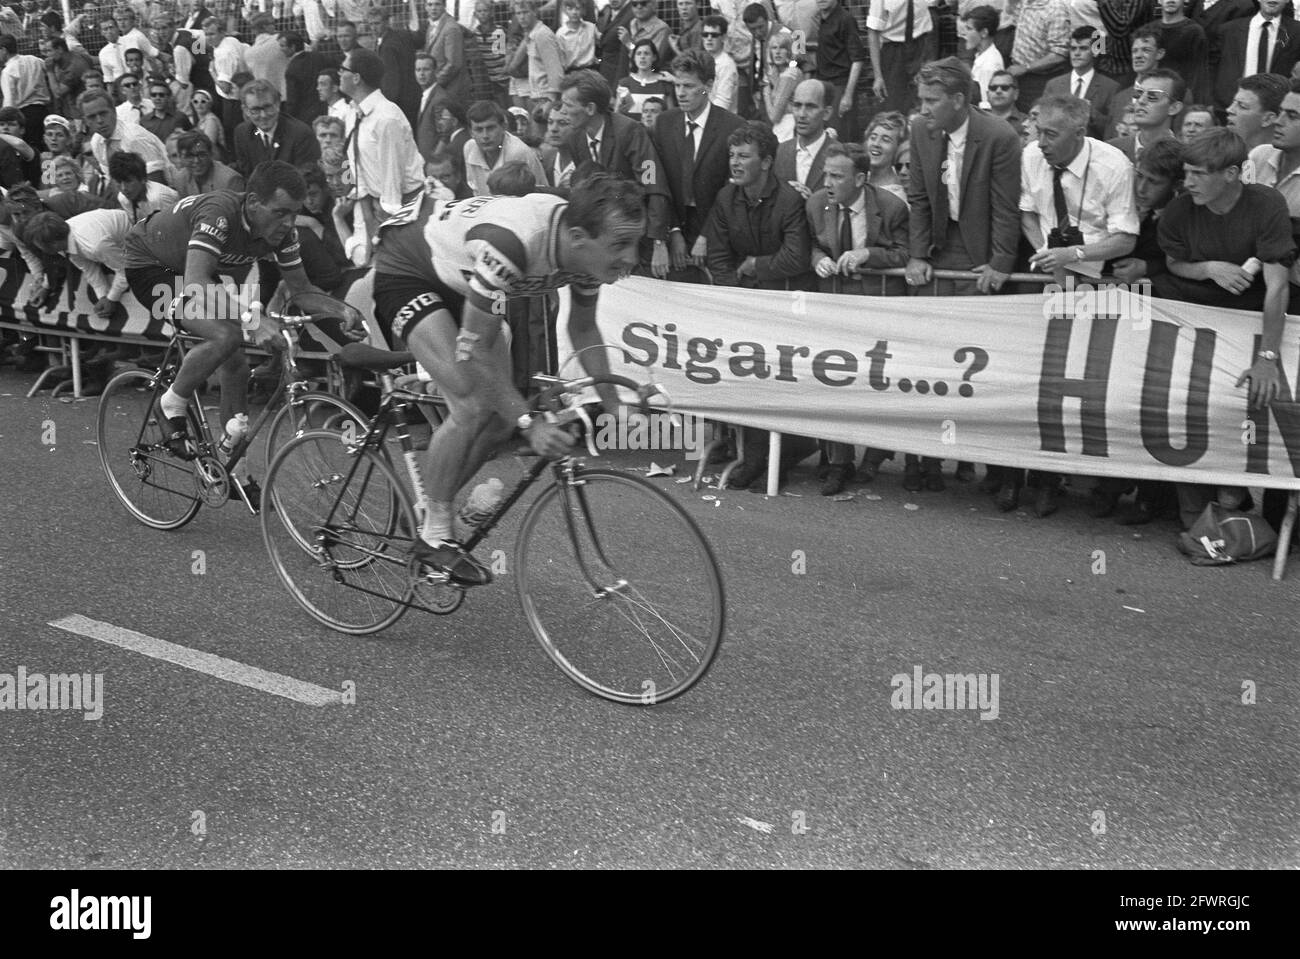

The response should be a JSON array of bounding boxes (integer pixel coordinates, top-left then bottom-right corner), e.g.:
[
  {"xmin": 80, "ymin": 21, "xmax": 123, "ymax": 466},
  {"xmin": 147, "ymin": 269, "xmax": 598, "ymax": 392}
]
[
  {"xmin": 245, "ymin": 161, "xmax": 307, "ymax": 245},
  {"xmin": 561, "ymin": 173, "xmax": 646, "ymax": 283}
]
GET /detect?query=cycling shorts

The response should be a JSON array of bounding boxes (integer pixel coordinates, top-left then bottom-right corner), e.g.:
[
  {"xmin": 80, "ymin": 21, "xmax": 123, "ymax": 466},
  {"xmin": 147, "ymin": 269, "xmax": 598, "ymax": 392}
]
[{"xmin": 371, "ymin": 272, "xmax": 465, "ymax": 351}]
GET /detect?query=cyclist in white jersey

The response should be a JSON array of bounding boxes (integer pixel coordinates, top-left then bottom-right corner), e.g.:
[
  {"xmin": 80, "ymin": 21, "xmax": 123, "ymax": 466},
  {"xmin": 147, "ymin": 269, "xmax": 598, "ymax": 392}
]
[{"xmin": 371, "ymin": 173, "xmax": 646, "ymax": 586}]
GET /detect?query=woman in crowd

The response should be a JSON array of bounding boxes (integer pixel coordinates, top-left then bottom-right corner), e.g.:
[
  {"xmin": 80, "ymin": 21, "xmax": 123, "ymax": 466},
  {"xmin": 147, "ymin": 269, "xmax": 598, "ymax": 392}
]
[
  {"xmin": 863, "ymin": 111, "xmax": 908, "ymax": 205},
  {"xmin": 617, "ymin": 38, "xmax": 675, "ymax": 119},
  {"xmin": 188, "ymin": 89, "xmax": 227, "ymax": 162},
  {"xmin": 40, "ymin": 155, "xmax": 87, "ymax": 200},
  {"xmin": 763, "ymin": 31, "xmax": 803, "ymax": 142}
]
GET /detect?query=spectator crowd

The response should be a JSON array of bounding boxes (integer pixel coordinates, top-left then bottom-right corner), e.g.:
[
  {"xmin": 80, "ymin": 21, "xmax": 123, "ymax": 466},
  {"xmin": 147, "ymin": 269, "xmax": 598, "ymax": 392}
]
[{"xmin": 1, "ymin": 0, "xmax": 1299, "ymax": 544}]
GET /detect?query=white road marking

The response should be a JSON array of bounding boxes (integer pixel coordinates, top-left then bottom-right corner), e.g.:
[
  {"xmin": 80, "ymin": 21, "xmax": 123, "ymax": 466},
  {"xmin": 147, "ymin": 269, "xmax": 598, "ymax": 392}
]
[
  {"xmin": 737, "ymin": 816, "xmax": 774, "ymax": 835},
  {"xmin": 48, "ymin": 614, "xmax": 343, "ymax": 706}
]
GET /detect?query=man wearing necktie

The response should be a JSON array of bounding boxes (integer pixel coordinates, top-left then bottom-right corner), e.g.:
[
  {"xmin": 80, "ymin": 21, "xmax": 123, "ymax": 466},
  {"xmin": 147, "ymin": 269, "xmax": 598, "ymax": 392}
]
[
  {"xmin": 233, "ymin": 79, "xmax": 321, "ymax": 178},
  {"xmin": 1044, "ymin": 27, "xmax": 1121, "ymax": 140},
  {"xmin": 1212, "ymin": 0, "xmax": 1300, "ymax": 110},
  {"xmin": 1020, "ymin": 94, "xmax": 1140, "ymax": 517},
  {"xmin": 807, "ymin": 141, "xmax": 909, "ymax": 495},
  {"xmin": 867, "ymin": 0, "xmax": 935, "ymax": 115}
]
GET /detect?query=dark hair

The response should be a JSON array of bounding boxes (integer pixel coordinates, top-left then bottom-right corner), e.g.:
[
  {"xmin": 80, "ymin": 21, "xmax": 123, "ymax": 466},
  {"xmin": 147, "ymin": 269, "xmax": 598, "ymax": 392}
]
[
  {"xmin": 347, "ymin": 48, "xmax": 385, "ymax": 88},
  {"xmin": 279, "ymin": 30, "xmax": 305, "ymax": 53},
  {"xmin": 1132, "ymin": 24, "xmax": 1163, "ymax": 49},
  {"xmin": 917, "ymin": 57, "xmax": 974, "ymax": 98},
  {"xmin": 1182, "ymin": 127, "xmax": 1247, "ymax": 172},
  {"xmin": 247, "ymin": 160, "xmax": 308, "ymax": 201},
  {"xmin": 108, "ymin": 150, "xmax": 147, "ymax": 182},
  {"xmin": 962, "ymin": 5, "xmax": 1000, "ymax": 35},
  {"xmin": 123, "ymin": 46, "xmax": 143, "ymax": 62},
  {"xmin": 824, "ymin": 140, "xmax": 870, "ymax": 177},
  {"xmin": 49, "ymin": 36, "xmax": 68, "ymax": 53},
  {"xmin": 177, "ymin": 130, "xmax": 214, "ymax": 155},
  {"xmin": 1070, "ymin": 24, "xmax": 1099, "ymax": 44},
  {"xmin": 297, "ymin": 162, "xmax": 331, "ymax": 199},
  {"xmin": 643, "ymin": 96, "xmax": 666, "ymax": 109},
  {"xmin": 701, "ymin": 14, "xmax": 728, "ymax": 34},
  {"xmin": 1238, "ymin": 73, "xmax": 1289, "ymax": 115},
  {"xmin": 486, "ymin": 160, "xmax": 537, "ymax": 196},
  {"xmin": 671, "ymin": 49, "xmax": 715, "ymax": 86},
  {"xmin": 439, "ymin": 99, "xmax": 469, "ymax": 128},
  {"xmin": 1135, "ymin": 137, "xmax": 1184, "ymax": 183},
  {"xmin": 726, "ymin": 119, "xmax": 779, "ymax": 161},
  {"xmin": 742, "ymin": 2, "xmax": 769, "ymax": 25},
  {"xmin": 318, "ymin": 68, "xmax": 340, "ymax": 86},
  {"xmin": 564, "ymin": 171, "xmax": 645, "ymax": 236},
  {"xmin": 0, "ymin": 106, "xmax": 25, "ymax": 130},
  {"xmin": 78, "ymin": 89, "xmax": 115, "ymax": 114},
  {"xmin": 1142, "ymin": 67, "xmax": 1187, "ymax": 104},
  {"xmin": 630, "ymin": 38, "xmax": 662, "ymax": 71},
  {"xmin": 467, "ymin": 99, "xmax": 507, "ymax": 125},
  {"xmin": 990, "ymin": 69, "xmax": 1018, "ymax": 89},
  {"xmin": 559, "ymin": 69, "xmax": 612, "ymax": 115},
  {"xmin": 0, "ymin": 35, "xmax": 17, "ymax": 55},
  {"xmin": 20, "ymin": 211, "xmax": 69, "ymax": 253}
]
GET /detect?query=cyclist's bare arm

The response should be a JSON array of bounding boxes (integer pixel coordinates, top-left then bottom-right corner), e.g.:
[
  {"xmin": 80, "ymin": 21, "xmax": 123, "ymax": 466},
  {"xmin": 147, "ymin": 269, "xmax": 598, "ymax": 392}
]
[{"xmin": 566, "ymin": 292, "xmax": 622, "ymax": 414}]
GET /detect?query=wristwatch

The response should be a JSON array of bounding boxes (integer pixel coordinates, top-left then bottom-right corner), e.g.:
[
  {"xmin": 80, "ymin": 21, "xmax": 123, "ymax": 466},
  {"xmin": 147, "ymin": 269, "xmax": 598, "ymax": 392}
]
[
  {"xmin": 1257, "ymin": 349, "xmax": 1279, "ymax": 362},
  {"xmin": 1073, "ymin": 246, "xmax": 1086, "ymax": 261}
]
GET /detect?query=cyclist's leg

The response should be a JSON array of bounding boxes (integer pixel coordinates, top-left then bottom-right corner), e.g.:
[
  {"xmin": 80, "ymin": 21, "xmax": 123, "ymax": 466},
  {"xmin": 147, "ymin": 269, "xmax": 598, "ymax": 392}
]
[{"xmin": 214, "ymin": 347, "xmax": 251, "ymax": 427}]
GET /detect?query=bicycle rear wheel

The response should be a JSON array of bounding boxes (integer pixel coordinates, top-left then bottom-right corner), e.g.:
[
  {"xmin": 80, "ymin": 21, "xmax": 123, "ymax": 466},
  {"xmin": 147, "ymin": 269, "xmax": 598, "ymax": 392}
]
[
  {"xmin": 96, "ymin": 369, "xmax": 203, "ymax": 530},
  {"xmin": 262, "ymin": 429, "xmax": 416, "ymax": 634},
  {"xmin": 262, "ymin": 390, "xmax": 369, "ymax": 468},
  {"xmin": 515, "ymin": 468, "xmax": 725, "ymax": 705}
]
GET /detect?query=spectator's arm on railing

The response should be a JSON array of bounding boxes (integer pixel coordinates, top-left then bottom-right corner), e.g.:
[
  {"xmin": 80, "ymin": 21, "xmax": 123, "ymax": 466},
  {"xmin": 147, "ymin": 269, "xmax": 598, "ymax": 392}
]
[
  {"xmin": 702, "ymin": 200, "xmax": 737, "ymax": 287},
  {"xmin": 753, "ymin": 190, "xmax": 812, "ymax": 285},
  {"xmin": 860, "ymin": 200, "xmax": 909, "ymax": 271}
]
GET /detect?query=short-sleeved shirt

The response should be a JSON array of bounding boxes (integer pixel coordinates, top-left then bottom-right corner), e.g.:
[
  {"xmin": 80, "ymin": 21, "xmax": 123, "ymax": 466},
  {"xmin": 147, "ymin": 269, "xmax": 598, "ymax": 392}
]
[
  {"xmin": 123, "ymin": 189, "xmax": 303, "ymax": 278},
  {"xmin": 1157, "ymin": 184, "xmax": 1296, "ymax": 304},
  {"xmin": 372, "ymin": 193, "xmax": 600, "ymax": 315}
]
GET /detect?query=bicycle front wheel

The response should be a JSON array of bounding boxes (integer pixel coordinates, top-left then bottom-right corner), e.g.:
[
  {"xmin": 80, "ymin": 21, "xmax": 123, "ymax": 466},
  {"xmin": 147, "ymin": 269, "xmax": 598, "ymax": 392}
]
[
  {"xmin": 262, "ymin": 429, "xmax": 416, "ymax": 635},
  {"xmin": 515, "ymin": 468, "xmax": 725, "ymax": 705},
  {"xmin": 96, "ymin": 369, "xmax": 202, "ymax": 530},
  {"xmin": 262, "ymin": 390, "xmax": 369, "ymax": 468}
]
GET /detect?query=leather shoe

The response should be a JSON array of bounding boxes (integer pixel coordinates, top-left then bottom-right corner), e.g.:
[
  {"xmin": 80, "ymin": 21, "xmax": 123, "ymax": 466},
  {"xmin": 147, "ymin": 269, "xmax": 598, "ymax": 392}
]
[
  {"xmin": 954, "ymin": 461, "xmax": 976, "ymax": 483},
  {"xmin": 923, "ymin": 470, "xmax": 945, "ymax": 492},
  {"xmin": 1033, "ymin": 486, "xmax": 1059, "ymax": 518},
  {"xmin": 979, "ymin": 471, "xmax": 1003, "ymax": 494},
  {"xmin": 903, "ymin": 466, "xmax": 923, "ymax": 492},
  {"xmin": 859, "ymin": 459, "xmax": 882, "ymax": 482},
  {"xmin": 995, "ymin": 484, "xmax": 1020, "ymax": 512},
  {"xmin": 820, "ymin": 464, "xmax": 851, "ymax": 496}
]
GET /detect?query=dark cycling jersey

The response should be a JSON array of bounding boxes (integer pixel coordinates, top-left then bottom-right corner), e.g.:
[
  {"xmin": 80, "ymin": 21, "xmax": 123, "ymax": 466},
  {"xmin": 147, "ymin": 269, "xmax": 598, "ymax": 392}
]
[
  {"xmin": 122, "ymin": 190, "xmax": 302, "ymax": 280},
  {"xmin": 372, "ymin": 192, "xmax": 601, "ymax": 315}
]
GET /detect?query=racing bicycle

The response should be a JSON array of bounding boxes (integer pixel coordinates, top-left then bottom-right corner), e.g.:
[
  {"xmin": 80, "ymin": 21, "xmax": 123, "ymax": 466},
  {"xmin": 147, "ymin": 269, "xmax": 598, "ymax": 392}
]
[{"xmin": 260, "ymin": 365, "xmax": 726, "ymax": 705}]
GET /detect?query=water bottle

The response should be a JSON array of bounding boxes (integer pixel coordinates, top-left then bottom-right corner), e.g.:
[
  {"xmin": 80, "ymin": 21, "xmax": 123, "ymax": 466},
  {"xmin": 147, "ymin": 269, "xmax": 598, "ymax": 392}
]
[
  {"xmin": 458, "ymin": 478, "xmax": 504, "ymax": 532},
  {"xmin": 218, "ymin": 413, "xmax": 249, "ymax": 457}
]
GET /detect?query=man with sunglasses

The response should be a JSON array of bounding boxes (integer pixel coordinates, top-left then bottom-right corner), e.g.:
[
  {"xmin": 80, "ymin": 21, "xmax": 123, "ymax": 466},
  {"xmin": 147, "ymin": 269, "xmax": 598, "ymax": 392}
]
[
  {"xmin": 981, "ymin": 68, "xmax": 1026, "ymax": 137},
  {"xmin": 141, "ymin": 77, "xmax": 193, "ymax": 143},
  {"xmin": 232, "ymin": 79, "xmax": 321, "ymax": 179},
  {"xmin": 1108, "ymin": 67, "xmax": 1182, "ymax": 163}
]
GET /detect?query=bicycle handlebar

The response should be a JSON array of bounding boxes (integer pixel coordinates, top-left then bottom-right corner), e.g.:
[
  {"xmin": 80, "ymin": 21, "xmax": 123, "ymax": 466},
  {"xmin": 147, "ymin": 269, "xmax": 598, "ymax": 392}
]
[{"xmin": 534, "ymin": 374, "xmax": 669, "ymax": 417}]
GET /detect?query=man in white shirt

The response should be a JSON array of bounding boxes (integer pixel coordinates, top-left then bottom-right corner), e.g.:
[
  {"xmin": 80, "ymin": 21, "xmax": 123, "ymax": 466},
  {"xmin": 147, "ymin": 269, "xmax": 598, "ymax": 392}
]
[
  {"xmin": 1043, "ymin": 24, "xmax": 1121, "ymax": 139},
  {"xmin": 1243, "ymin": 77, "xmax": 1300, "ymax": 287},
  {"xmin": 340, "ymin": 48, "xmax": 428, "ymax": 258},
  {"xmin": 0, "ymin": 33, "xmax": 51, "ymax": 151},
  {"xmin": 701, "ymin": 15, "xmax": 739, "ymax": 112},
  {"xmin": 78, "ymin": 89, "xmax": 171, "ymax": 186},
  {"xmin": 868, "ymin": 0, "xmax": 934, "ymax": 114},
  {"xmin": 961, "ymin": 5, "xmax": 1004, "ymax": 108},
  {"xmin": 1020, "ymin": 92, "xmax": 1138, "ymax": 515},
  {"xmin": 773, "ymin": 78, "xmax": 833, "ymax": 198},
  {"xmin": 245, "ymin": 12, "xmax": 289, "ymax": 98},
  {"xmin": 111, "ymin": 151, "xmax": 180, "ymax": 224},
  {"xmin": 1227, "ymin": 73, "xmax": 1288, "ymax": 153},
  {"xmin": 114, "ymin": 6, "xmax": 159, "ymax": 62},
  {"xmin": 22, "ymin": 208, "xmax": 136, "ymax": 320},
  {"xmin": 462, "ymin": 99, "xmax": 547, "ymax": 195},
  {"xmin": 96, "ymin": 16, "xmax": 128, "ymax": 84},
  {"xmin": 114, "ymin": 75, "xmax": 154, "ymax": 128}
]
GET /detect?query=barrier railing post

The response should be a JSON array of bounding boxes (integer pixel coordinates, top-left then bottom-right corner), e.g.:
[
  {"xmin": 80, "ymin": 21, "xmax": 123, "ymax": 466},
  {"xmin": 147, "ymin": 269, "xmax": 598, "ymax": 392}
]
[
  {"xmin": 1273, "ymin": 492, "xmax": 1298, "ymax": 580},
  {"xmin": 766, "ymin": 431, "xmax": 782, "ymax": 497}
]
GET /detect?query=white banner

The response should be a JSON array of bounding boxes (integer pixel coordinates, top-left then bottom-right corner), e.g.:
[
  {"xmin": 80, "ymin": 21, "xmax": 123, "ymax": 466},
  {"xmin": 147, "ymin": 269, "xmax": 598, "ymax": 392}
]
[{"xmin": 560, "ymin": 277, "xmax": 1300, "ymax": 491}]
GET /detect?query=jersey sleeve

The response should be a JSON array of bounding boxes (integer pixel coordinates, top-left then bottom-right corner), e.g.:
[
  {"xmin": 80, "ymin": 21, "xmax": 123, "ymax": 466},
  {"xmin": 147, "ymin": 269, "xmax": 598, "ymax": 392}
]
[
  {"xmin": 464, "ymin": 222, "xmax": 528, "ymax": 313},
  {"xmin": 187, "ymin": 197, "xmax": 234, "ymax": 259}
]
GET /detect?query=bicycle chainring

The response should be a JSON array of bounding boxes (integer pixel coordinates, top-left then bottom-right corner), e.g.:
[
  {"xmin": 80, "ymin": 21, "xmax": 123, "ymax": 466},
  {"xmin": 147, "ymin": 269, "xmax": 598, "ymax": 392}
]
[{"xmin": 192, "ymin": 454, "xmax": 231, "ymax": 506}]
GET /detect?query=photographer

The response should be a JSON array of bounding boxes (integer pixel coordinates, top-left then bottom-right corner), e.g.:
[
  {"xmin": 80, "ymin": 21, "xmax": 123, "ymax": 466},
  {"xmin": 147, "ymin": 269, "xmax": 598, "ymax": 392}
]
[{"xmin": 1014, "ymin": 93, "xmax": 1139, "ymax": 516}]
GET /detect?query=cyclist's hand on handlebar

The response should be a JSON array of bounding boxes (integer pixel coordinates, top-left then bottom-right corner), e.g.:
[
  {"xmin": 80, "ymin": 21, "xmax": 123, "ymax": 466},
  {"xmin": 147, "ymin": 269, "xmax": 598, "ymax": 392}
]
[
  {"xmin": 526, "ymin": 418, "xmax": 577, "ymax": 459},
  {"xmin": 246, "ymin": 310, "xmax": 287, "ymax": 352}
]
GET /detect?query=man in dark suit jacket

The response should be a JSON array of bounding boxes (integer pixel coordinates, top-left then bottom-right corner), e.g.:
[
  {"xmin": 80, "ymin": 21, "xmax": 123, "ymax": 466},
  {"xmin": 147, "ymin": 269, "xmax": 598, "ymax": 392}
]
[
  {"xmin": 232, "ymin": 80, "xmax": 322, "ymax": 178},
  {"xmin": 414, "ymin": 52, "xmax": 441, "ymax": 163},
  {"xmin": 905, "ymin": 57, "xmax": 1021, "ymax": 492},
  {"xmin": 650, "ymin": 49, "xmax": 746, "ymax": 277},
  {"xmin": 596, "ymin": 0, "xmax": 637, "ymax": 87},
  {"xmin": 369, "ymin": 6, "xmax": 421, "ymax": 126},
  {"xmin": 772, "ymin": 78, "xmax": 834, "ymax": 198},
  {"xmin": 1213, "ymin": 0, "xmax": 1300, "ymax": 108},
  {"xmin": 559, "ymin": 70, "xmax": 669, "ymax": 235},
  {"xmin": 1045, "ymin": 25, "xmax": 1122, "ymax": 140}
]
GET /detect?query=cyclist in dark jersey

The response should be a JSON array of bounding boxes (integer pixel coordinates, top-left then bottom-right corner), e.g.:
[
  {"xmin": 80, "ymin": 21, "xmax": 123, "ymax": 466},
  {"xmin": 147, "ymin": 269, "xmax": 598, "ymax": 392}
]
[
  {"xmin": 123, "ymin": 161, "xmax": 324, "ymax": 503},
  {"xmin": 372, "ymin": 172, "xmax": 645, "ymax": 586}
]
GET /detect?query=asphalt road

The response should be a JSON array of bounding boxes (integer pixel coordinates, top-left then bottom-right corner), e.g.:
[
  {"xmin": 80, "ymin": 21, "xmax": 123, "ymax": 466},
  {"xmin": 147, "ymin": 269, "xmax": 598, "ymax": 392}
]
[{"xmin": 0, "ymin": 370, "xmax": 1296, "ymax": 869}]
